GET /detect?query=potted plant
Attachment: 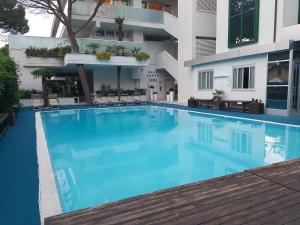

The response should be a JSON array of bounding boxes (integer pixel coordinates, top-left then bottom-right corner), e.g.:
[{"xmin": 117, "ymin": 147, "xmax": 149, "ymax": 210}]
[
  {"xmin": 188, "ymin": 97, "xmax": 195, "ymax": 107},
  {"xmin": 149, "ymin": 85, "xmax": 155, "ymax": 101},
  {"xmin": 166, "ymin": 91, "xmax": 170, "ymax": 102},
  {"xmin": 169, "ymin": 88, "xmax": 174, "ymax": 102},
  {"xmin": 249, "ymin": 99, "xmax": 264, "ymax": 114},
  {"xmin": 153, "ymin": 92, "xmax": 158, "ymax": 101},
  {"xmin": 212, "ymin": 89, "xmax": 224, "ymax": 110}
]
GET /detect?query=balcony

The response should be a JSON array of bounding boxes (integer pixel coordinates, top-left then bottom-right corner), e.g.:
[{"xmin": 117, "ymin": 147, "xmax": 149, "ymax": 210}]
[
  {"xmin": 8, "ymin": 36, "xmax": 146, "ymax": 53},
  {"xmin": 72, "ymin": 2, "xmax": 164, "ymax": 24}
]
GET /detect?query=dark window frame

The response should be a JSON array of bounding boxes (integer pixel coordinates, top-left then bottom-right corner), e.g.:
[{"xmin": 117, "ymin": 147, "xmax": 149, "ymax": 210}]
[{"xmin": 228, "ymin": 0, "xmax": 260, "ymax": 48}]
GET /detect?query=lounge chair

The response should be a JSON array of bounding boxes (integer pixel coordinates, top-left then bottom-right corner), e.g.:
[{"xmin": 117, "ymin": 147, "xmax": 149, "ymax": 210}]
[
  {"xmin": 121, "ymin": 96, "xmax": 130, "ymax": 106},
  {"xmin": 94, "ymin": 96, "xmax": 108, "ymax": 107},
  {"xmin": 127, "ymin": 96, "xmax": 134, "ymax": 106},
  {"xmin": 31, "ymin": 94, "xmax": 44, "ymax": 110},
  {"xmin": 48, "ymin": 93, "xmax": 60, "ymax": 110},
  {"xmin": 140, "ymin": 95, "xmax": 148, "ymax": 104},
  {"xmin": 134, "ymin": 95, "xmax": 141, "ymax": 105},
  {"xmin": 108, "ymin": 96, "xmax": 121, "ymax": 106}
]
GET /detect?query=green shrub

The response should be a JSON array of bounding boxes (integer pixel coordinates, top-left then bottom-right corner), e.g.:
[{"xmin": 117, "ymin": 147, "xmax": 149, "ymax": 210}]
[
  {"xmin": 25, "ymin": 46, "xmax": 71, "ymax": 59},
  {"xmin": 96, "ymin": 51, "xmax": 112, "ymax": 61},
  {"xmin": 134, "ymin": 52, "xmax": 150, "ymax": 62},
  {"xmin": 0, "ymin": 75, "xmax": 19, "ymax": 112},
  {"xmin": 19, "ymin": 89, "xmax": 41, "ymax": 99},
  {"xmin": 0, "ymin": 44, "xmax": 9, "ymax": 56},
  {"xmin": 58, "ymin": 46, "xmax": 72, "ymax": 59}
]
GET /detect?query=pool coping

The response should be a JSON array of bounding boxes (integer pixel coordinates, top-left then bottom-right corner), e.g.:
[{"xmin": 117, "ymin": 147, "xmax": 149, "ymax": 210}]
[
  {"xmin": 35, "ymin": 112, "xmax": 62, "ymax": 225},
  {"xmin": 36, "ymin": 103, "xmax": 300, "ymax": 223}
]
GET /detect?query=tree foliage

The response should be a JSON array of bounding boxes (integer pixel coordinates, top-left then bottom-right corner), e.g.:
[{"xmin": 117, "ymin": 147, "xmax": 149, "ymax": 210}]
[
  {"xmin": 0, "ymin": 46, "xmax": 19, "ymax": 112},
  {"xmin": 0, "ymin": 0, "xmax": 29, "ymax": 34}
]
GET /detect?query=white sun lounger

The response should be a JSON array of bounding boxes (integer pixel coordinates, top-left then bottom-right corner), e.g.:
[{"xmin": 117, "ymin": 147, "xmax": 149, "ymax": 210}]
[
  {"xmin": 48, "ymin": 94, "xmax": 60, "ymax": 110},
  {"xmin": 31, "ymin": 94, "xmax": 44, "ymax": 110},
  {"xmin": 108, "ymin": 96, "xmax": 121, "ymax": 106},
  {"xmin": 94, "ymin": 96, "xmax": 108, "ymax": 107}
]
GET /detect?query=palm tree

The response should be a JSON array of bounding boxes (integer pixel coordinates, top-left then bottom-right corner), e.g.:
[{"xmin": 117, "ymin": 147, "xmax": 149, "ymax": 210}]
[
  {"xmin": 115, "ymin": 16, "xmax": 125, "ymax": 101},
  {"xmin": 31, "ymin": 68, "xmax": 53, "ymax": 106}
]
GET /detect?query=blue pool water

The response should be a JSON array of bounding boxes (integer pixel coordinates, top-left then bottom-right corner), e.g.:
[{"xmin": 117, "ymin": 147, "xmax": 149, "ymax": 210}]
[{"xmin": 41, "ymin": 106, "xmax": 300, "ymax": 213}]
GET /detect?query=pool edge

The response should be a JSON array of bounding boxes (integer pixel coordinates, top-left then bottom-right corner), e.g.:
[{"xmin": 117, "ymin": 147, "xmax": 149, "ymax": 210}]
[{"xmin": 35, "ymin": 112, "xmax": 62, "ymax": 225}]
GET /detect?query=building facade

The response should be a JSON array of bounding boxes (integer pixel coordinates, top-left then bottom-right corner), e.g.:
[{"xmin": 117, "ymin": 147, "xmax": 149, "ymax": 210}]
[
  {"xmin": 9, "ymin": 0, "xmax": 216, "ymax": 101},
  {"xmin": 184, "ymin": 0, "xmax": 300, "ymax": 116}
]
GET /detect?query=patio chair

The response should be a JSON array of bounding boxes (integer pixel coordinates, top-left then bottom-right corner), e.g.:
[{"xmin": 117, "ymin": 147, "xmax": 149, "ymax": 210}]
[
  {"xmin": 108, "ymin": 96, "xmax": 121, "ymax": 106},
  {"xmin": 48, "ymin": 93, "xmax": 60, "ymax": 110},
  {"xmin": 140, "ymin": 95, "xmax": 148, "ymax": 104},
  {"xmin": 127, "ymin": 96, "xmax": 134, "ymax": 106},
  {"xmin": 31, "ymin": 94, "xmax": 44, "ymax": 110},
  {"xmin": 133, "ymin": 95, "xmax": 141, "ymax": 105},
  {"xmin": 121, "ymin": 96, "xmax": 130, "ymax": 106},
  {"xmin": 94, "ymin": 96, "xmax": 108, "ymax": 107}
]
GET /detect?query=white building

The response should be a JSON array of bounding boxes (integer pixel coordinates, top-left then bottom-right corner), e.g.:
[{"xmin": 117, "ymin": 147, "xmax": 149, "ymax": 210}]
[
  {"xmin": 184, "ymin": 0, "xmax": 300, "ymax": 116},
  {"xmin": 9, "ymin": 0, "xmax": 217, "ymax": 102}
]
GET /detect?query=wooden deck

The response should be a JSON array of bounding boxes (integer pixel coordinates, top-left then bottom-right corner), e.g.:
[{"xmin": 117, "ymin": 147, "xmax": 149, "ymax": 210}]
[{"xmin": 45, "ymin": 158, "xmax": 300, "ymax": 225}]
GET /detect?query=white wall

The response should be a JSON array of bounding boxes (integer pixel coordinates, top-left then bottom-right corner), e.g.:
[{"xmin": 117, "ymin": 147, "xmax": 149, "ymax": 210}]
[
  {"xmin": 10, "ymin": 49, "xmax": 43, "ymax": 91},
  {"xmin": 189, "ymin": 54, "xmax": 268, "ymax": 103}
]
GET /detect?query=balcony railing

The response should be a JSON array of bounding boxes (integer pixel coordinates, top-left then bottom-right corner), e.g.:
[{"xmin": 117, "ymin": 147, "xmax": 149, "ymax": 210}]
[
  {"xmin": 72, "ymin": 2, "xmax": 164, "ymax": 24},
  {"xmin": 9, "ymin": 36, "xmax": 146, "ymax": 53}
]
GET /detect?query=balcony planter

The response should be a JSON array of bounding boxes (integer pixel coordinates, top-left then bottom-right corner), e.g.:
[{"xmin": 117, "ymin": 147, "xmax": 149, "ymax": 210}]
[{"xmin": 249, "ymin": 102, "xmax": 264, "ymax": 114}]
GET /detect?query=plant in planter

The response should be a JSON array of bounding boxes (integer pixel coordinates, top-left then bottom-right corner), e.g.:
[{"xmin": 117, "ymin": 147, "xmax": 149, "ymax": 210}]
[
  {"xmin": 249, "ymin": 98, "xmax": 264, "ymax": 114},
  {"xmin": 86, "ymin": 43, "xmax": 101, "ymax": 54},
  {"xmin": 169, "ymin": 88, "xmax": 175, "ymax": 102},
  {"xmin": 153, "ymin": 92, "xmax": 158, "ymax": 101},
  {"xmin": 166, "ymin": 91, "xmax": 170, "ymax": 102},
  {"xmin": 212, "ymin": 89, "xmax": 224, "ymax": 110},
  {"xmin": 188, "ymin": 97, "xmax": 195, "ymax": 107},
  {"xmin": 96, "ymin": 51, "xmax": 112, "ymax": 61}
]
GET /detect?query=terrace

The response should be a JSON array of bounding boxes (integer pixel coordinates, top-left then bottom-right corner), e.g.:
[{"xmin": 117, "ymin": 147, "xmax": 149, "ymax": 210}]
[{"xmin": 1, "ymin": 104, "xmax": 300, "ymax": 225}]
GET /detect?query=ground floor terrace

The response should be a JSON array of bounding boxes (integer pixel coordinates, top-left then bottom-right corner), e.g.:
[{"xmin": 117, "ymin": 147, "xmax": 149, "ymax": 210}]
[
  {"xmin": 183, "ymin": 40, "xmax": 300, "ymax": 117},
  {"xmin": 1, "ymin": 104, "xmax": 300, "ymax": 225}
]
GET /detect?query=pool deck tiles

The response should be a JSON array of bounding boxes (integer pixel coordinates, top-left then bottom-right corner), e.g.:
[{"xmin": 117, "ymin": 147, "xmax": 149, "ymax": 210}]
[{"xmin": 45, "ymin": 158, "xmax": 300, "ymax": 225}]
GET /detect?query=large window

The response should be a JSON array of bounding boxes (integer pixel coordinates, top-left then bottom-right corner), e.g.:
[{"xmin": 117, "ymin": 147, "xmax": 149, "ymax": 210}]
[
  {"xmin": 198, "ymin": 71, "xmax": 214, "ymax": 90},
  {"xmin": 228, "ymin": 0, "xmax": 260, "ymax": 48},
  {"xmin": 232, "ymin": 66, "xmax": 255, "ymax": 89}
]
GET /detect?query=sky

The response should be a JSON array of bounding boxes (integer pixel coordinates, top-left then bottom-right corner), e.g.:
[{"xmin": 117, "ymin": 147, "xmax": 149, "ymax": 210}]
[{"xmin": 0, "ymin": 11, "xmax": 53, "ymax": 47}]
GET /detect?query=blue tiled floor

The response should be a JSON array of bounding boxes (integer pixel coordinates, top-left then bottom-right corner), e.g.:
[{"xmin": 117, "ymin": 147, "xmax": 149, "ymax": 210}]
[{"xmin": 0, "ymin": 109, "xmax": 40, "ymax": 225}]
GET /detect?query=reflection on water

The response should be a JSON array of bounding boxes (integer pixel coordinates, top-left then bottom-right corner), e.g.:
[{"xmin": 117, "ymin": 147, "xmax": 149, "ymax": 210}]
[{"xmin": 41, "ymin": 106, "xmax": 300, "ymax": 212}]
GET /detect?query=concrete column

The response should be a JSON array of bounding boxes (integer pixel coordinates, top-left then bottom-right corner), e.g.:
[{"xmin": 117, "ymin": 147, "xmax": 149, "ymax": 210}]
[
  {"xmin": 177, "ymin": 0, "xmax": 195, "ymax": 103},
  {"xmin": 132, "ymin": 0, "xmax": 142, "ymax": 8}
]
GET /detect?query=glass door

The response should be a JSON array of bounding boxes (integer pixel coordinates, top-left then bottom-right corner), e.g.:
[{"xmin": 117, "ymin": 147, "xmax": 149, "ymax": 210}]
[{"xmin": 292, "ymin": 61, "xmax": 300, "ymax": 110}]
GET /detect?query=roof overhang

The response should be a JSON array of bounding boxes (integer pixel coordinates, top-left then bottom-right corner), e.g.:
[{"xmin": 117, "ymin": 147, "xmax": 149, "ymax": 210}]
[{"xmin": 184, "ymin": 40, "xmax": 296, "ymax": 68}]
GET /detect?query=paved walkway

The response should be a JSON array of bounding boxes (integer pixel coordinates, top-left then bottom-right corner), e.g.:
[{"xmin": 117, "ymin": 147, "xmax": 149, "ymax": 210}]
[{"xmin": 0, "ymin": 109, "xmax": 40, "ymax": 225}]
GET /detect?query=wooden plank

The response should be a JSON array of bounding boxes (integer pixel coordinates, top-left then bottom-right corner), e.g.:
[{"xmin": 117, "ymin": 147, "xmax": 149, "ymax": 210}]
[{"xmin": 45, "ymin": 159, "xmax": 300, "ymax": 225}]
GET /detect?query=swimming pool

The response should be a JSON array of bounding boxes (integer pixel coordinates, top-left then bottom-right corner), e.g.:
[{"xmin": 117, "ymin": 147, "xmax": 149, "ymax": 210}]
[{"xmin": 41, "ymin": 105, "xmax": 300, "ymax": 213}]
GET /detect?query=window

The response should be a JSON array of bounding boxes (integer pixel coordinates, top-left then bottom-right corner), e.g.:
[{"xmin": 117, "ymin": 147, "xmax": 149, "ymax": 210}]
[
  {"xmin": 198, "ymin": 71, "xmax": 214, "ymax": 90},
  {"xmin": 266, "ymin": 59, "xmax": 290, "ymax": 110},
  {"xmin": 232, "ymin": 66, "xmax": 255, "ymax": 89},
  {"xmin": 228, "ymin": 0, "xmax": 259, "ymax": 48}
]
